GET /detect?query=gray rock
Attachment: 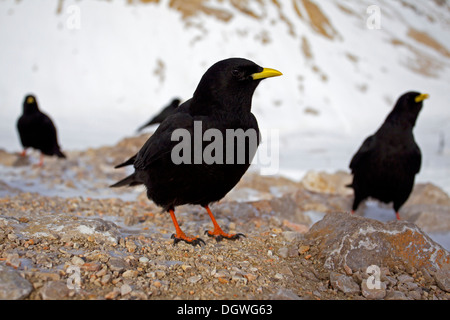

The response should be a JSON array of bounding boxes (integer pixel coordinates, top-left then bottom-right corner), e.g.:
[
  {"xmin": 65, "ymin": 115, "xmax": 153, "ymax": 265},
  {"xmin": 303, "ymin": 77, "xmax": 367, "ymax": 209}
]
[
  {"xmin": 434, "ymin": 270, "xmax": 450, "ymax": 292},
  {"xmin": 108, "ymin": 257, "xmax": 130, "ymax": 272},
  {"xmin": 0, "ymin": 264, "xmax": 33, "ymax": 300},
  {"xmin": 397, "ymin": 274, "xmax": 414, "ymax": 284},
  {"xmin": 269, "ymin": 288, "xmax": 302, "ymax": 300},
  {"xmin": 306, "ymin": 212, "xmax": 450, "ymax": 272},
  {"xmin": 385, "ymin": 290, "xmax": 409, "ymax": 300},
  {"xmin": 330, "ymin": 271, "xmax": 360, "ymax": 294},
  {"xmin": 361, "ymin": 279, "xmax": 386, "ymax": 299},
  {"xmin": 40, "ymin": 281, "xmax": 70, "ymax": 300}
]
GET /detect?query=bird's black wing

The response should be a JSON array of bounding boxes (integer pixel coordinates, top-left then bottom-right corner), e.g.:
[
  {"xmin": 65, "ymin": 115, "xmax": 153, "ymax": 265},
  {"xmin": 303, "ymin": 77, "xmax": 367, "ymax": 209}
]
[
  {"xmin": 349, "ymin": 135, "xmax": 375, "ymax": 172},
  {"xmin": 410, "ymin": 143, "xmax": 422, "ymax": 174},
  {"xmin": 134, "ymin": 112, "xmax": 194, "ymax": 170}
]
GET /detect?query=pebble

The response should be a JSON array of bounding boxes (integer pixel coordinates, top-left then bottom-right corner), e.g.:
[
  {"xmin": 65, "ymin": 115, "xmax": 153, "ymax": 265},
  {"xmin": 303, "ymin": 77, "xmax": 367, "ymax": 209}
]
[
  {"xmin": 397, "ymin": 274, "xmax": 414, "ymax": 284},
  {"xmin": 108, "ymin": 257, "xmax": 129, "ymax": 272},
  {"xmin": 330, "ymin": 272, "xmax": 360, "ymax": 294},
  {"xmin": 122, "ymin": 270, "xmax": 138, "ymax": 279},
  {"xmin": 434, "ymin": 270, "xmax": 450, "ymax": 292},
  {"xmin": 120, "ymin": 283, "xmax": 132, "ymax": 296},
  {"xmin": 385, "ymin": 290, "xmax": 408, "ymax": 300},
  {"xmin": 361, "ymin": 279, "xmax": 386, "ymax": 300},
  {"xmin": 0, "ymin": 264, "xmax": 33, "ymax": 300},
  {"xmin": 40, "ymin": 281, "xmax": 70, "ymax": 300},
  {"xmin": 188, "ymin": 275, "xmax": 202, "ymax": 284}
]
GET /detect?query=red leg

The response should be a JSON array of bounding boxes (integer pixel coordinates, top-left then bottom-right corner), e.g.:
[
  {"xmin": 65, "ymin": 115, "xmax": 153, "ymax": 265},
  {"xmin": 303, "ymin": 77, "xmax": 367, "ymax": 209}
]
[
  {"xmin": 38, "ymin": 154, "xmax": 44, "ymax": 167},
  {"xmin": 395, "ymin": 212, "xmax": 401, "ymax": 220},
  {"xmin": 204, "ymin": 205, "xmax": 245, "ymax": 241},
  {"xmin": 20, "ymin": 149, "xmax": 27, "ymax": 157},
  {"xmin": 169, "ymin": 209, "xmax": 204, "ymax": 246}
]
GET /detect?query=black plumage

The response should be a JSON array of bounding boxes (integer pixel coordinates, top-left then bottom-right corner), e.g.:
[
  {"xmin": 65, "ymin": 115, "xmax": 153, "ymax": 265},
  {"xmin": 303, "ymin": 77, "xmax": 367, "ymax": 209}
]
[
  {"xmin": 17, "ymin": 94, "xmax": 66, "ymax": 165},
  {"xmin": 348, "ymin": 91, "xmax": 429, "ymax": 220},
  {"xmin": 111, "ymin": 58, "xmax": 282, "ymax": 245},
  {"xmin": 137, "ymin": 98, "xmax": 181, "ymax": 132}
]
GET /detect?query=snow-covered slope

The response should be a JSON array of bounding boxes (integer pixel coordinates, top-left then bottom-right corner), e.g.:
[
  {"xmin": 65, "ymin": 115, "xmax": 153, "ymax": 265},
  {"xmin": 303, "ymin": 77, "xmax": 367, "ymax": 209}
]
[{"xmin": 0, "ymin": 0, "xmax": 449, "ymax": 191}]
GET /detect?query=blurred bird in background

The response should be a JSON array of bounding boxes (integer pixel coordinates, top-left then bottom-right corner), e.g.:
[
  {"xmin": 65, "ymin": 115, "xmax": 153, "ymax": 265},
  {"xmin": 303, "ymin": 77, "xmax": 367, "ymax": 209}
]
[
  {"xmin": 348, "ymin": 91, "xmax": 429, "ymax": 220},
  {"xmin": 17, "ymin": 94, "xmax": 66, "ymax": 166},
  {"xmin": 137, "ymin": 98, "xmax": 181, "ymax": 132}
]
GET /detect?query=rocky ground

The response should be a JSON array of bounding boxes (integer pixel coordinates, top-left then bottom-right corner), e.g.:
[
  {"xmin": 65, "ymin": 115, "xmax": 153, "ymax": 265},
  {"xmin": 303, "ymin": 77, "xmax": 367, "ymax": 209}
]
[{"xmin": 0, "ymin": 134, "xmax": 449, "ymax": 300}]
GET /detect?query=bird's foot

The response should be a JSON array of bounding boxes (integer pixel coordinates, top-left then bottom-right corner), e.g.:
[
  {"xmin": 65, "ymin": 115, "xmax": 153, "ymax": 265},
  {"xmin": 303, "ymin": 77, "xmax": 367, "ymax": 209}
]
[
  {"xmin": 204, "ymin": 229, "xmax": 246, "ymax": 242},
  {"xmin": 395, "ymin": 212, "xmax": 401, "ymax": 220},
  {"xmin": 171, "ymin": 233, "xmax": 205, "ymax": 247}
]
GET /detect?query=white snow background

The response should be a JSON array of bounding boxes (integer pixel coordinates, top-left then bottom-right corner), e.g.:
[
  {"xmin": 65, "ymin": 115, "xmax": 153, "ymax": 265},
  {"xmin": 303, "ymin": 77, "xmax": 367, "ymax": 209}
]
[{"xmin": 0, "ymin": 0, "xmax": 449, "ymax": 197}]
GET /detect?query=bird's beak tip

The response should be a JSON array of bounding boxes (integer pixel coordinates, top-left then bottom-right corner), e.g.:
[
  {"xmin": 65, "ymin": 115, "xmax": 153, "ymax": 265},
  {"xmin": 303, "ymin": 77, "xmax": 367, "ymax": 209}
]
[
  {"xmin": 252, "ymin": 68, "xmax": 283, "ymax": 80},
  {"xmin": 415, "ymin": 93, "xmax": 429, "ymax": 103}
]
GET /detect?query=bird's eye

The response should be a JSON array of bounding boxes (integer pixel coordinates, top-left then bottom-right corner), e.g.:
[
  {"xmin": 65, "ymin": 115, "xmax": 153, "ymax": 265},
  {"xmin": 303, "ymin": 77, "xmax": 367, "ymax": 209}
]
[{"xmin": 231, "ymin": 69, "xmax": 241, "ymax": 77}]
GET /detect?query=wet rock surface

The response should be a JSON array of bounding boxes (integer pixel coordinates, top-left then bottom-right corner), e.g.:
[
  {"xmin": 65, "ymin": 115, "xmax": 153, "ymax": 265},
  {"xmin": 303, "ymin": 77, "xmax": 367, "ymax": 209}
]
[{"xmin": 0, "ymin": 136, "xmax": 449, "ymax": 300}]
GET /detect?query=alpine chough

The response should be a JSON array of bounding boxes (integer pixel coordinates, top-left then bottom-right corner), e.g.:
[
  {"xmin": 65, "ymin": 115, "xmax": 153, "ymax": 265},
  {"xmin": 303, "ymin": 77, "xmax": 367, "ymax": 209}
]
[
  {"xmin": 17, "ymin": 94, "xmax": 66, "ymax": 166},
  {"xmin": 348, "ymin": 91, "xmax": 429, "ymax": 220},
  {"xmin": 137, "ymin": 98, "xmax": 181, "ymax": 132},
  {"xmin": 111, "ymin": 58, "xmax": 282, "ymax": 245}
]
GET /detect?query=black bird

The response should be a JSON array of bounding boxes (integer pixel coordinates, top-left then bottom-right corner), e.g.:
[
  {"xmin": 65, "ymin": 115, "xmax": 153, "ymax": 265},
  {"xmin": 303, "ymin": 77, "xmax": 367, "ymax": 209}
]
[
  {"xmin": 111, "ymin": 58, "xmax": 282, "ymax": 245},
  {"xmin": 17, "ymin": 94, "xmax": 66, "ymax": 166},
  {"xmin": 348, "ymin": 91, "xmax": 429, "ymax": 220},
  {"xmin": 137, "ymin": 98, "xmax": 181, "ymax": 132}
]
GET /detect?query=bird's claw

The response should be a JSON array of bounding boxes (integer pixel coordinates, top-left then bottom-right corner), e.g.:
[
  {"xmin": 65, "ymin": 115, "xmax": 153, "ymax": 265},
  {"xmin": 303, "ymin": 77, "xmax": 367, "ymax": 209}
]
[
  {"xmin": 171, "ymin": 234, "xmax": 205, "ymax": 247},
  {"xmin": 204, "ymin": 230, "xmax": 246, "ymax": 242}
]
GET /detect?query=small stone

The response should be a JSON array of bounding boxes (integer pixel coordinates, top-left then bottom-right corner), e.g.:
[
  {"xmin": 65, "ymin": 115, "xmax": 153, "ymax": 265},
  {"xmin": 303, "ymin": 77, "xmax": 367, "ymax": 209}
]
[
  {"xmin": 244, "ymin": 273, "xmax": 258, "ymax": 282},
  {"xmin": 122, "ymin": 270, "xmax": 138, "ymax": 279},
  {"xmin": 408, "ymin": 290, "xmax": 422, "ymax": 300},
  {"xmin": 188, "ymin": 275, "xmax": 202, "ymax": 284},
  {"xmin": 281, "ymin": 231, "xmax": 303, "ymax": 242},
  {"xmin": 100, "ymin": 274, "xmax": 111, "ymax": 285},
  {"xmin": 7, "ymin": 233, "xmax": 18, "ymax": 241},
  {"xmin": 40, "ymin": 281, "xmax": 70, "ymax": 300},
  {"xmin": 277, "ymin": 247, "xmax": 289, "ymax": 258},
  {"xmin": 139, "ymin": 257, "xmax": 149, "ymax": 264},
  {"xmin": 361, "ymin": 279, "xmax": 386, "ymax": 300},
  {"xmin": 385, "ymin": 290, "xmax": 408, "ymax": 300},
  {"xmin": 105, "ymin": 289, "xmax": 120, "ymax": 300},
  {"xmin": 397, "ymin": 274, "xmax": 414, "ymax": 284},
  {"xmin": 269, "ymin": 288, "xmax": 302, "ymax": 300},
  {"xmin": 0, "ymin": 265, "xmax": 33, "ymax": 300},
  {"xmin": 71, "ymin": 256, "xmax": 85, "ymax": 266},
  {"xmin": 181, "ymin": 265, "xmax": 192, "ymax": 272},
  {"xmin": 274, "ymin": 273, "xmax": 283, "ymax": 280},
  {"xmin": 434, "ymin": 270, "xmax": 450, "ymax": 292},
  {"xmin": 330, "ymin": 272, "xmax": 360, "ymax": 294},
  {"xmin": 120, "ymin": 283, "xmax": 132, "ymax": 296},
  {"xmin": 108, "ymin": 257, "xmax": 129, "ymax": 272}
]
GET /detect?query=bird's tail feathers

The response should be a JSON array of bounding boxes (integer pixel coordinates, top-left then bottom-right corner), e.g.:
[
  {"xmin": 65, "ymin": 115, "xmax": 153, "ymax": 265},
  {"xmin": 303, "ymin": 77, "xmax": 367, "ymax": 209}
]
[
  {"xmin": 110, "ymin": 173, "xmax": 142, "ymax": 188},
  {"xmin": 55, "ymin": 149, "xmax": 66, "ymax": 158},
  {"xmin": 114, "ymin": 155, "xmax": 136, "ymax": 169}
]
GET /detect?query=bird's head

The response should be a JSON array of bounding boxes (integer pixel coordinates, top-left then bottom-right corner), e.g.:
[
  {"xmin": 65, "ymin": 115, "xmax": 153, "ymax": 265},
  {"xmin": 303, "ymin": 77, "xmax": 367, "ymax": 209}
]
[
  {"xmin": 192, "ymin": 58, "xmax": 282, "ymax": 114},
  {"xmin": 390, "ymin": 91, "xmax": 429, "ymax": 127},
  {"xmin": 23, "ymin": 94, "xmax": 39, "ymax": 114}
]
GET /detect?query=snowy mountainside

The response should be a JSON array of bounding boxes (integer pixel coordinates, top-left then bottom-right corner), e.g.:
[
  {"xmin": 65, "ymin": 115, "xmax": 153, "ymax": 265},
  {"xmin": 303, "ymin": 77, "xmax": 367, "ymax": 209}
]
[{"xmin": 0, "ymin": 0, "xmax": 449, "ymax": 191}]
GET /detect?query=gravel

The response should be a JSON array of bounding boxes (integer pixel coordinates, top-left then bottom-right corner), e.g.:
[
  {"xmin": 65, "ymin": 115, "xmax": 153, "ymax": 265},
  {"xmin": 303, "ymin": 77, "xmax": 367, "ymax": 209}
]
[{"xmin": 0, "ymin": 136, "xmax": 449, "ymax": 300}]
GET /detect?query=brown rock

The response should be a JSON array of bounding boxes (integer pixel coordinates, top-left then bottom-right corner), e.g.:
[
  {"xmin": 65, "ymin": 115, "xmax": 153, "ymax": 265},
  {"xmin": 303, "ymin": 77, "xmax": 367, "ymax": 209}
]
[{"xmin": 306, "ymin": 212, "xmax": 450, "ymax": 272}]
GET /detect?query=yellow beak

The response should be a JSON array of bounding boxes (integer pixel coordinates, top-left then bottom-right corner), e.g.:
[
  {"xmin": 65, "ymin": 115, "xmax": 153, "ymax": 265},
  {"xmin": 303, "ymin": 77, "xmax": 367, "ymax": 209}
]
[
  {"xmin": 251, "ymin": 68, "xmax": 283, "ymax": 80},
  {"xmin": 415, "ymin": 93, "xmax": 429, "ymax": 103},
  {"xmin": 26, "ymin": 96, "xmax": 35, "ymax": 104}
]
